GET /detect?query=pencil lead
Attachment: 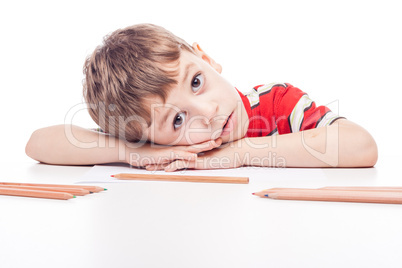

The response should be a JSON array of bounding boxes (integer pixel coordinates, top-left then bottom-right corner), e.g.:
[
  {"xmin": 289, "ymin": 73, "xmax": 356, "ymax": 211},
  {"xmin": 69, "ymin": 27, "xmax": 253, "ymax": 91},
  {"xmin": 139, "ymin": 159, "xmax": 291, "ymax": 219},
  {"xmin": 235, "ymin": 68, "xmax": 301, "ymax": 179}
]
[
  {"xmin": 73, "ymin": 195, "xmax": 77, "ymax": 198},
  {"xmin": 104, "ymin": 188, "xmax": 108, "ymax": 191},
  {"xmin": 111, "ymin": 175, "xmax": 114, "ymax": 177},
  {"xmin": 264, "ymin": 194, "xmax": 269, "ymax": 197},
  {"xmin": 252, "ymin": 193, "xmax": 255, "ymax": 195}
]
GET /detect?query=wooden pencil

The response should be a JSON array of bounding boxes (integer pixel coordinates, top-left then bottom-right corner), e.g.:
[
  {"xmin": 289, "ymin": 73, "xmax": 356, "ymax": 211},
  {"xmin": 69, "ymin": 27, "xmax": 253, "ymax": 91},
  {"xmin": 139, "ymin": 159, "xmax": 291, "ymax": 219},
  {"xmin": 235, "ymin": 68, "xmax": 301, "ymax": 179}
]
[
  {"xmin": 253, "ymin": 188, "xmax": 402, "ymax": 204},
  {"xmin": 0, "ymin": 182, "xmax": 106, "ymax": 193},
  {"xmin": 253, "ymin": 188, "xmax": 308, "ymax": 197},
  {"xmin": 253, "ymin": 186, "xmax": 402, "ymax": 197},
  {"xmin": 320, "ymin": 186, "xmax": 402, "ymax": 192},
  {"xmin": 0, "ymin": 187, "xmax": 75, "ymax": 200},
  {"xmin": 0, "ymin": 185, "xmax": 90, "ymax": 196},
  {"xmin": 111, "ymin": 173, "xmax": 249, "ymax": 184}
]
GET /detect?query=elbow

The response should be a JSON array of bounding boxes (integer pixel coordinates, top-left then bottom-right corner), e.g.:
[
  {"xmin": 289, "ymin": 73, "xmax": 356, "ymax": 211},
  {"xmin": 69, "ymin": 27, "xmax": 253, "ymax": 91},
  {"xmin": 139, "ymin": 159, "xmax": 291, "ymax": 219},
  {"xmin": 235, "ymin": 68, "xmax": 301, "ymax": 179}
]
[
  {"xmin": 363, "ymin": 134, "xmax": 378, "ymax": 167},
  {"xmin": 346, "ymin": 129, "xmax": 378, "ymax": 167},
  {"xmin": 25, "ymin": 129, "xmax": 41, "ymax": 162},
  {"xmin": 26, "ymin": 128, "xmax": 53, "ymax": 163},
  {"xmin": 336, "ymin": 120, "xmax": 378, "ymax": 168}
]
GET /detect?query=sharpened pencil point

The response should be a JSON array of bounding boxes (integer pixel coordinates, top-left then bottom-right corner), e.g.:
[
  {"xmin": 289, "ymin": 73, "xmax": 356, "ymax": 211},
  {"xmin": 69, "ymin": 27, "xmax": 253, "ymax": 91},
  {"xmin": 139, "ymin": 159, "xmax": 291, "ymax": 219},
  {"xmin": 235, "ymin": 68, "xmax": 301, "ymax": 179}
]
[
  {"xmin": 104, "ymin": 188, "xmax": 107, "ymax": 191},
  {"xmin": 111, "ymin": 175, "xmax": 114, "ymax": 177},
  {"xmin": 73, "ymin": 195, "xmax": 77, "ymax": 198},
  {"xmin": 264, "ymin": 194, "xmax": 269, "ymax": 197},
  {"xmin": 252, "ymin": 193, "xmax": 255, "ymax": 195}
]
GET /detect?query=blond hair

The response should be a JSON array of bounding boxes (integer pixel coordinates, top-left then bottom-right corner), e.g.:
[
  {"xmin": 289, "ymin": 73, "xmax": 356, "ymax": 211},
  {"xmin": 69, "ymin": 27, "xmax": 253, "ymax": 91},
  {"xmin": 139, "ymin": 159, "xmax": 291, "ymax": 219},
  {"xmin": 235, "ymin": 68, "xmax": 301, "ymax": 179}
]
[{"xmin": 83, "ymin": 24, "xmax": 194, "ymax": 141}]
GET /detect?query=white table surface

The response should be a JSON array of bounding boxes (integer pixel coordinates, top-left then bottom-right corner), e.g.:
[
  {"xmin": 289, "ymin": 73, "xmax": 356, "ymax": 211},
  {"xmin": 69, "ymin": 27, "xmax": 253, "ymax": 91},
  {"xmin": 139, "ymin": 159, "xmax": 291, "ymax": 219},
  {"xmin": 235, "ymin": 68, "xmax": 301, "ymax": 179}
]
[{"xmin": 1, "ymin": 156, "xmax": 402, "ymax": 268}]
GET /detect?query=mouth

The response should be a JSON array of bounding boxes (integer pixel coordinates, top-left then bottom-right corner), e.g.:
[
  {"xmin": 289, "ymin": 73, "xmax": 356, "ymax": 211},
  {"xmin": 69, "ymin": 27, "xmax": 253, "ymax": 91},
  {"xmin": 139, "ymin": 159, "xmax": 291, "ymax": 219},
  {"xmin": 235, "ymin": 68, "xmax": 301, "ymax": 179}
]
[
  {"xmin": 222, "ymin": 115, "xmax": 230, "ymax": 129},
  {"xmin": 220, "ymin": 111, "xmax": 235, "ymax": 137}
]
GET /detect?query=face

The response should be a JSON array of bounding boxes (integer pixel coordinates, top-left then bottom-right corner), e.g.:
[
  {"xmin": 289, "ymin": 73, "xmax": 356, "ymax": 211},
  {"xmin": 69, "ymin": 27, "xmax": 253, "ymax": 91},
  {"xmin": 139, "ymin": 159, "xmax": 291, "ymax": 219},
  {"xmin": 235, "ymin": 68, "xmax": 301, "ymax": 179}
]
[{"xmin": 144, "ymin": 46, "xmax": 249, "ymax": 145}]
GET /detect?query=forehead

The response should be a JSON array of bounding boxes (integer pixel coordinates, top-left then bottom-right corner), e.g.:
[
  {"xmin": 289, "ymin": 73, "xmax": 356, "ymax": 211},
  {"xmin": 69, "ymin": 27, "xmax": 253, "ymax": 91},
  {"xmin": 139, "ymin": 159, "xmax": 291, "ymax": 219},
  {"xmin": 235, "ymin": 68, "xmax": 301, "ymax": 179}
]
[
  {"xmin": 151, "ymin": 50, "xmax": 203, "ymax": 106},
  {"xmin": 160, "ymin": 49, "xmax": 199, "ymax": 74}
]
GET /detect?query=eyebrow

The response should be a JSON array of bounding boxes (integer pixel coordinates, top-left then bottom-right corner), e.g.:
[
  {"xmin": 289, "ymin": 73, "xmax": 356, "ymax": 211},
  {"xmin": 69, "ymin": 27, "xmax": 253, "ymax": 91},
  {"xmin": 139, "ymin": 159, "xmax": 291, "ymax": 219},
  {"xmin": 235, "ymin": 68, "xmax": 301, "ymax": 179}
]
[{"xmin": 181, "ymin": 63, "xmax": 195, "ymax": 86}]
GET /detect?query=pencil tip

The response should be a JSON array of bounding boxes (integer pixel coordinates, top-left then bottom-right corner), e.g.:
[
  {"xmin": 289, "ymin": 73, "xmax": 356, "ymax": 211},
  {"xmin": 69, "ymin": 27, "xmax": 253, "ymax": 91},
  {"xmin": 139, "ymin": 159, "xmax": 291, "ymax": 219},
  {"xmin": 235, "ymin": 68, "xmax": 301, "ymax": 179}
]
[
  {"xmin": 111, "ymin": 175, "xmax": 114, "ymax": 177},
  {"xmin": 264, "ymin": 194, "xmax": 269, "ymax": 197},
  {"xmin": 104, "ymin": 188, "xmax": 108, "ymax": 191},
  {"xmin": 252, "ymin": 193, "xmax": 255, "ymax": 195},
  {"xmin": 73, "ymin": 195, "xmax": 77, "ymax": 198}
]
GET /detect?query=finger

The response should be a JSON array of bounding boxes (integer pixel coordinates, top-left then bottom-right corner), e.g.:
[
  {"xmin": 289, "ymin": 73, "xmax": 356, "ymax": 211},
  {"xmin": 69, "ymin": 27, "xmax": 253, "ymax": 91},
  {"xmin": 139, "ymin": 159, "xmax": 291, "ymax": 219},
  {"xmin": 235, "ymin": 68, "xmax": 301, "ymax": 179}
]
[
  {"xmin": 145, "ymin": 163, "xmax": 169, "ymax": 171},
  {"xmin": 143, "ymin": 151, "xmax": 197, "ymax": 166},
  {"xmin": 213, "ymin": 138, "xmax": 223, "ymax": 148},
  {"xmin": 146, "ymin": 151, "xmax": 197, "ymax": 169},
  {"xmin": 164, "ymin": 160, "xmax": 196, "ymax": 172},
  {"xmin": 170, "ymin": 151, "xmax": 198, "ymax": 161},
  {"xmin": 186, "ymin": 138, "xmax": 223, "ymax": 154}
]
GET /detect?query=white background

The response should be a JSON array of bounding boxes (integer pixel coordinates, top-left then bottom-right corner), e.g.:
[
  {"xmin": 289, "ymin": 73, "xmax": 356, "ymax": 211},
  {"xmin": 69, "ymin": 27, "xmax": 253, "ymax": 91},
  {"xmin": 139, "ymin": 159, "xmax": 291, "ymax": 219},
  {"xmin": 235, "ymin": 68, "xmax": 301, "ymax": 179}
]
[
  {"xmin": 0, "ymin": 0, "xmax": 401, "ymax": 163},
  {"xmin": 1, "ymin": 2, "xmax": 402, "ymax": 267}
]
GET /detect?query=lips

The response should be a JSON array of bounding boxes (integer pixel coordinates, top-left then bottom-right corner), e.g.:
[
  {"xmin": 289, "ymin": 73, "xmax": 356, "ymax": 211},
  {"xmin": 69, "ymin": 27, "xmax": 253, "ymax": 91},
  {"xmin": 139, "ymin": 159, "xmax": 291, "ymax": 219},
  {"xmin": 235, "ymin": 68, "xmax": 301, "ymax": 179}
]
[
  {"xmin": 222, "ymin": 115, "xmax": 230, "ymax": 129},
  {"xmin": 220, "ymin": 111, "xmax": 236, "ymax": 137}
]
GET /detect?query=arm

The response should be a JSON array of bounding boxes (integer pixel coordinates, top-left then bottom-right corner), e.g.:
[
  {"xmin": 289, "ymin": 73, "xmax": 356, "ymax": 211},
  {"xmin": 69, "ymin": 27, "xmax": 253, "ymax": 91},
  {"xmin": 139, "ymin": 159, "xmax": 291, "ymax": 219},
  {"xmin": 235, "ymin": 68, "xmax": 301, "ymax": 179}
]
[
  {"xmin": 159, "ymin": 119, "xmax": 378, "ymax": 171},
  {"xmin": 25, "ymin": 125, "xmax": 221, "ymax": 166},
  {"xmin": 240, "ymin": 119, "xmax": 378, "ymax": 168},
  {"xmin": 26, "ymin": 125, "xmax": 130, "ymax": 165}
]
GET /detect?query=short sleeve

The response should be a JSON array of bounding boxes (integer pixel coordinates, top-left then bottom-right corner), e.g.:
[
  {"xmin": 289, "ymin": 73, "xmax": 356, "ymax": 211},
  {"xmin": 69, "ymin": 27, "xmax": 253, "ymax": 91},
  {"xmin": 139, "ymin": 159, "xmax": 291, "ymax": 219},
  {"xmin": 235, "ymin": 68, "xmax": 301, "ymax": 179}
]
[{"xmin": 274, "ymin": 84, "xmax": 344, "ymax": 134}]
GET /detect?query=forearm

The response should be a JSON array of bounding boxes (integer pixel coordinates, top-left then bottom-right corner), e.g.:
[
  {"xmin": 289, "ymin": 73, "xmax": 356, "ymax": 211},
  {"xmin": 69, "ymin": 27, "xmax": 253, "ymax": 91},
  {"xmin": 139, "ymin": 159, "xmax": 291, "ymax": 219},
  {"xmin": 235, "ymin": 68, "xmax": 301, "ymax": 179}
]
[
  {"xmin": 242, "ymin": 120, "xmax": 378, "ymax": 168},
  {"xmin": 25, "ymin": 125, "xmax": 127, "ymax": 165}
]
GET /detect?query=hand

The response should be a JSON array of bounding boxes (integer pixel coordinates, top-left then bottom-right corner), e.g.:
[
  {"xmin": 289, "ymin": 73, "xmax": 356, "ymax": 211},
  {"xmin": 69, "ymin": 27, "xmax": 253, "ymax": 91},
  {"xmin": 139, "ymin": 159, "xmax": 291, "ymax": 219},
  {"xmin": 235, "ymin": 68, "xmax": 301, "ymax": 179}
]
[
  {"xmin": 145, "ymin": 139, "xmax": 247, "ymax": 172},
  {"xmin": 125, "ymin": 138, "xmax": 223, "ymax": 168}
]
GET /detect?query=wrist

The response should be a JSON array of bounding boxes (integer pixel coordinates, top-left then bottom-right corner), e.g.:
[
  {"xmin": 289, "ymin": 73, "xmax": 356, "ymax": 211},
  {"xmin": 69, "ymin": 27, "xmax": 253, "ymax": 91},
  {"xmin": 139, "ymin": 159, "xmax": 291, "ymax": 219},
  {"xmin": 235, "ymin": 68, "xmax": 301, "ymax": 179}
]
[
  {"xmin": 123, "ymin": 140, "xmax": 149, "ymax": 166},
  {"xmin": 234, "ymin": 139, "xmax": 250, "ymax": 167},
  {"xmin": 239, "ymin": 137, "xmax": 271, "ymax": 167},
  {"xmin": 122, "ymin": 140, "xmax": 137, "ymax": 165}
]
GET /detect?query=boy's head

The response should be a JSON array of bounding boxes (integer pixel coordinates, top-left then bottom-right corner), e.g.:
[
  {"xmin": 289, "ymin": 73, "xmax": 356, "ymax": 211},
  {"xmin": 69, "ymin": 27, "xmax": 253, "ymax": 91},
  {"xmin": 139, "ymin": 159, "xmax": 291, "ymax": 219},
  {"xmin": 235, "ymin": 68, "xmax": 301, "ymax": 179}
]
[{"xmin": 84, "ymin": 23, "xmax": 248, "ymax": 145}]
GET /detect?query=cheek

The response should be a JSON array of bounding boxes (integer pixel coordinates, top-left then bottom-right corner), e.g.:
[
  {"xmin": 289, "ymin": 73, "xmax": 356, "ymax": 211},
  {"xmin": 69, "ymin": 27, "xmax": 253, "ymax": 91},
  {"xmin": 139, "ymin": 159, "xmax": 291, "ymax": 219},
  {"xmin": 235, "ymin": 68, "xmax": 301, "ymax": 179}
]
[
  {"xmin": 178, "ymin": 130, "xmax": 212, "ymax": 145},
  {"xmin": 173, "ymin": 123, "xmax": 216, "ymax": 145}
]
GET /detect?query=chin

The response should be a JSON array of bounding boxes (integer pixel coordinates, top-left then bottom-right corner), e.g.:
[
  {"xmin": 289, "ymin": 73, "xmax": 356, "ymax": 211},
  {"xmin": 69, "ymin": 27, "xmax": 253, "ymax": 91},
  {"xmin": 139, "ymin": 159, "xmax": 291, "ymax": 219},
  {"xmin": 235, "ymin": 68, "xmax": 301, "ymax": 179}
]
[{"xmin": 220, "ymin": 135, "xmax": 237, "ymax": 144}]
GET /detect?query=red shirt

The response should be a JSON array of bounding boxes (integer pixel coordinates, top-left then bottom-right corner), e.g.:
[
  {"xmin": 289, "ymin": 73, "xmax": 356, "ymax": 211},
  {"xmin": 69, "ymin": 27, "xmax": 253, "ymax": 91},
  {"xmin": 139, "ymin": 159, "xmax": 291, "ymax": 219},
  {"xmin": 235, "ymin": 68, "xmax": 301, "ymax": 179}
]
[{"xmin": 237, "ymin": 83, "xmax": 343, "ymax": 137}]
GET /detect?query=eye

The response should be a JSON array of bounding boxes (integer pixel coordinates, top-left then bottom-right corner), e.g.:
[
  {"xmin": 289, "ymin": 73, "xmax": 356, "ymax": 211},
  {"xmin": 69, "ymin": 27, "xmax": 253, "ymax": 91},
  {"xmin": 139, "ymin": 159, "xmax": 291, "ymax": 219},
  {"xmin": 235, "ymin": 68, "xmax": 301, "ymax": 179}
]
[
  {"xmin": 191, "ymin": 73, "xmax": 204, "ymax": 93},
  {"xmin": 173, "ymin": 112, "xmax": 186, "ymax": 129}
]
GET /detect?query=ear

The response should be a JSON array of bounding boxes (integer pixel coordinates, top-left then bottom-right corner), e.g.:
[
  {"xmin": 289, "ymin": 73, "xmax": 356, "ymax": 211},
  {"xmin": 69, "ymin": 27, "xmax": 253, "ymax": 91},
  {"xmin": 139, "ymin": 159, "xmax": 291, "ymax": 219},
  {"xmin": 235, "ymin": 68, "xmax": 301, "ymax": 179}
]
[{"xmin": 192, "ymin": 42, "xmax": 222, "ymax": 74}]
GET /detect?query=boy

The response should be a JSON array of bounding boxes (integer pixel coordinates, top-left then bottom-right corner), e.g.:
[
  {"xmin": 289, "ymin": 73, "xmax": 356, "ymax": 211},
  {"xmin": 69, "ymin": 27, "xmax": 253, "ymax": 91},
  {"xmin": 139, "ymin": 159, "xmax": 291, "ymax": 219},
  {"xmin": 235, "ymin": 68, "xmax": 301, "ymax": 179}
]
[{"xmin": 25, "ymin": 24, "xmax": 378, "ymax": 171}]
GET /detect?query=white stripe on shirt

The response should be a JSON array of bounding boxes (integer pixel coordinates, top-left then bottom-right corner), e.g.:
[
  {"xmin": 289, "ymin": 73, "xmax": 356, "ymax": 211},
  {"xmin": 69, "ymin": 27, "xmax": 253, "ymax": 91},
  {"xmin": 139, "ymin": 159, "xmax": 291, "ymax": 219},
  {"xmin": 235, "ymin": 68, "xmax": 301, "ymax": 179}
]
[{"xmin": 289, "ymin": 94, "xmax": 313, "ymax": 133}]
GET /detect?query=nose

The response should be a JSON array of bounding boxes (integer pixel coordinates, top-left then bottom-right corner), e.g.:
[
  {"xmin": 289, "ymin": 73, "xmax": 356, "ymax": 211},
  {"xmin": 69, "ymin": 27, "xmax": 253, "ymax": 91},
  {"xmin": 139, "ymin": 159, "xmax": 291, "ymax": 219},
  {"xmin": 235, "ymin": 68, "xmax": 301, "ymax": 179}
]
[{"xmin": 194, "ymin": 100, "xmax": 219, "ymax": 126}]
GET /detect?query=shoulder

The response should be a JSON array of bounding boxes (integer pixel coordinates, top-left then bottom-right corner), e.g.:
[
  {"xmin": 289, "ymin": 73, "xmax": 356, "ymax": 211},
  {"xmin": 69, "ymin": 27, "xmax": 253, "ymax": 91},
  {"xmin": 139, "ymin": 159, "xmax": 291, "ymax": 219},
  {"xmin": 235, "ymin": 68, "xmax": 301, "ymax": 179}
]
[
  {"xmin": 243, "ymin": 83, "xmax": 298, "ymax": 107},
  {"xmin": 245, "ymin": 83, "xmax": 289, "ymax": 97}
]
